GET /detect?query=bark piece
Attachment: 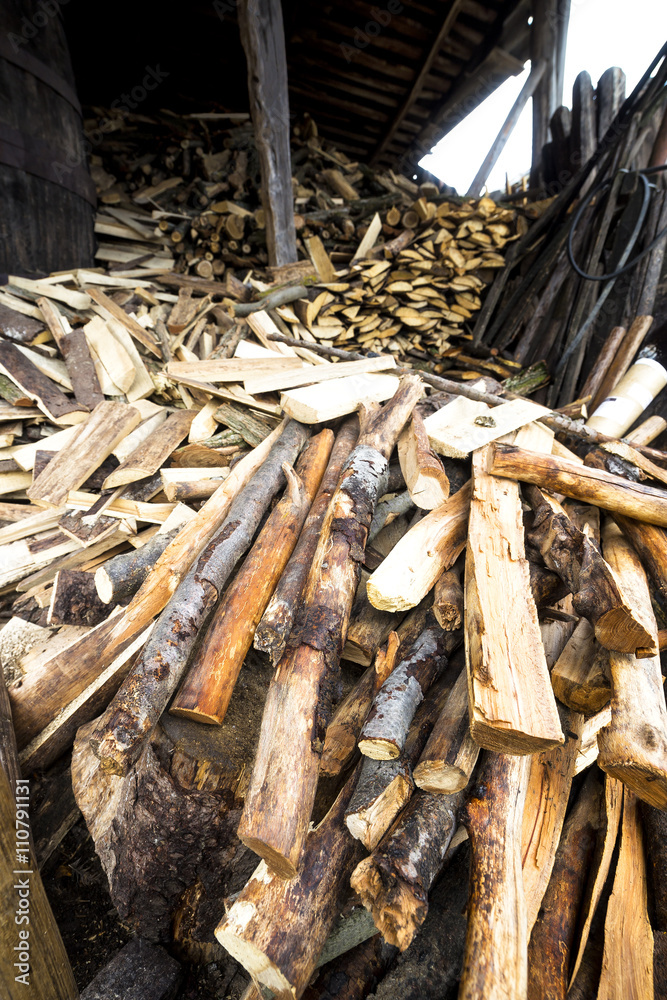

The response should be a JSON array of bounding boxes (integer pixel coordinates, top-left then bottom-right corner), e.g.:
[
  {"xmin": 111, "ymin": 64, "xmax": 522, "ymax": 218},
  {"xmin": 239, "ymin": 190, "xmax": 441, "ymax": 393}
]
[
  {"xmin": 302, "ymin": 933, "xmax": 396, "ymax": 1000},
  {"xmin": 237, "ymin": 376, "xmax": 422, "ymax": 878},
  {"xmin": 465, "ymin": 445, "xmax": 563, "ymax": 754},
  {"xmin": 597, "ymin": 521, "xmax": 667, "ymax": 808},
  {"xmin": 433, "ymin": 566, "xmax": 463, "ymax": 630},
  {"xmin": 170, "ymin": 431, "xmax": 333, "ymax": 724},
  {"xmin": 366, "ymin": 481, "xmax": 470, "ymax": 612},
  {"xmin": 254, "ymin": 419, "xmax": 358, "ymax": 664},
  {"xmin": 48, "ymin": 569, "xmax": 109, "ymax": 627},
  {"xmin": 550, "ymin": 618, "xmax": 611, "ymax": 715},
  {"xmin": 79, "ymin": 938, "xmax": 181, "ymax": 1000},
  {"xmin": 90, "ymin": 420, "xmax": 309, "ymax": 775},
  {"xmin": 351, "ymin": 787, "xmax": 463, "ymax": 951},
  {"xmin": 0, "ymin": 340, "xmax": 86, "ymax": 425},
  {"xmin": 525, "ymin": 485, "xmax": 655, "ymax": 654},
  {"xmin": 527, "ymin": 769, "xmax": 603, "ymax": 1000},
  {"xmin": 459, "ymin": 752, "xmax": 530, "ymax": 1000},
  {"xmin": 27, "ymin": 402, "xmax": 142, "ymax": 508},
  {"xmin": 103, "ymin": 409, "xmax": 196, "ymax": 489},
  {"xmin": 60, "ymin": 328, "xmax": 104, "ymax": 411},
  {"xmin": 397, "ymin": 410, "xmax": 449, "ymax": 510},
  {"xmin": 358, "ymin": 612, "xmax": 456, "ymax": 760},
  {"xmin": 413, "ymin": 666, "xmax": 479, "ymax": 793},
  {"xmin": 598, "ymin": 789, "xmax": 654, "ymax": 1000},
  {"xmin": 215, "ymin": 768, "xmax": 364, "ymax": 999},
  {"xmin": 490, "ymin": 443, "xmax": 667, "ymax": 527}
]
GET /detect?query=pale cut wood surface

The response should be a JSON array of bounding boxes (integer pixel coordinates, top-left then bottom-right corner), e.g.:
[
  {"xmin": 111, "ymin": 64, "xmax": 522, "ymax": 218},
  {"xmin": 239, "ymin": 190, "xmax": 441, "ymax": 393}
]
[
  {"xmin": 244, "ymin": 355, "xmax": 396, "ymax": 395},
  {"xmin": 103, "ymin": 409, "xmax": 196, "ymax": 488},
  {"xmin": 166, "ymin": 357, "xmax": 305, "ymax": 383},
  {"xmin": 82, "ymin": 316, "xmax": 136, "ymax": 394},
  {"xmin": 281, "ymin": 372, "xmax": 400, "ymax": 423},
  {"xmin": 425, "ymin": 397, "xmax": 549, "ymax": 459},
  {"xmin": 397, "ymin": 410, "xmax": 449, "ymax": 510},
  {"xmin": 87, "ymin": 287, "xmax": 161, "ymax": 358}
]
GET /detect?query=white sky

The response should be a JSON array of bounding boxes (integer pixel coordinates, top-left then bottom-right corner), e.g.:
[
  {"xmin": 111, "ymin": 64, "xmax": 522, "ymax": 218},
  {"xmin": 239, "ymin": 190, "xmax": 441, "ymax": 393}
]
[{"xmin": 420, "ymin": 0, "xmax": 667, "ymax": 194}]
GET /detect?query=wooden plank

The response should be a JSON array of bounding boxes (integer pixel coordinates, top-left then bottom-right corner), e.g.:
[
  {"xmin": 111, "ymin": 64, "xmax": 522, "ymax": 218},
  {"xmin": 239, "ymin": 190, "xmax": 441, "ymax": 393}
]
[
  {"xmin": 111, "ymin": 411, "xmax": 168, "ymax": 463},
  {"xmin": 27, "ymin": 403, "xmax": 142, "ymax": 508},
  {"xmin": 238, "ymin": 0, "xmax": 297, "ymax": 266},
  {"xmin": 424, "ymin": 400, "xmax": 549, "ymax": 459},
  {"xmin": 166, "ymin": 357, "xmax": 304, "ymax": 383},
  {"xmin": 244, "ymin": 355, "xmax": 396, "ymax": 395},
  {"xmin": 0, "ymin": 342, "xmax": 86, "ymax": 425},
  {"xmin": 9, "ymin": 275, "xmax": 91, "ymax": 311},
  {"xmin": 87, "ymin": 287, "xmax": 161, "ymax": 359},
  {"xmin": 280, "ymin": 372, "xmax": 400, "ymax": 423},
  {"xmin": 103, "ymin": 409, "xmax": 196, "ymax": 489}
]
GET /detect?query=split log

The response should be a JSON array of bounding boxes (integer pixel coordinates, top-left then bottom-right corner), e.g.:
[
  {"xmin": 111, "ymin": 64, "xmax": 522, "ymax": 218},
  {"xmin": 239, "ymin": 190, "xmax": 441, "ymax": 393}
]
[
  {"xmin": 550, "ymin": 618, "xmax": 611, "ymax": 715},
  {"xmin": 254, "ymin": 418, "xmax": 358, "ymax": 664},
  {"xmin": 527, "ymin": 769, "xmax": 603, "ymax": 1000},
  {"xmin": 597, "ymin": 788, "xmax": 654, "ymax": 1000},
  {"xmin": 170, "ymin": 430, "xmax": 333, "ymax": 724},
  {"xmin": 79, "ymin": 939, "xmax": 182, "ymax": 1000},
  {"xmin": 525, "ymin": 484, "xmax": 654, "ymax": 654},
  {"xmin": 60, "ymin": 329, "xmax": 104, "ymax": 412},
  {"xmin": 358, "ymin": 611, "xmax": 457, "ymax": 760},
  {"xmin": 320, "ymin": 633, "xmax": 399, "ymax": 779},
  {"xmin": 413, "ymin": 666, "xmax": 479, "ymax": 793},
  {"xmin": 102, "ymin": 408, "xmax": 196, "ymax": 489},
  {"xmin": 521, "ymin": 704, "xmax": 584, "ymax": 934},
  {"xmin": 351, "ymin": 786, "xmax": 463, "ymax": 952},
  {"xmin": 0, "ymin": 766, "xmax": 79, "ymax": 1000},
  {"xmin": 397, "ymin": 410, "xmax": 449, "ymax": 510},
  {"xmin": 237, "ymin": 376, "xmax": 422, "ymax": 878},
  {"xmin": 368, "ymin": 490, "xmax": 414, "ymax": 543},
  {"xmin": 588, "ymin": 314, "xmax": 654, "ymax": 411},
  {"xmin": 215, "ymin": 767, "xmax": 365, "ymax": 998},
  {"xmin": 432, "ymin": 566, "xmax": 463, "ymax": 630},
  {"xmin": 458, "ymin": 752, "xmax": 531, "ymax": 1000},
  {"xmin": 366, "ymin": 481, "xmax": 470, "ymax": 612},
  {"xmin": 94, "ymin": 527, "xmax": 179, "ymax": 605},
  {"xmin": 489, "ymin": 443, "xmax": 667, "ymax": 527},
  {"xmin": 611, "ymin": 513, "xmax": 667, "ymax": 605},
  {"xmin": 48, "ymin": 569, "xmax": 109, "ymax": 627},
  {"xmin": 597, "ymin": 521, "xmax": 667, "ymax": 808},
  {"xmin": 465, "ymin": 445, "xmax": 563, "ymax": 754},
  {"xmin": 580, "ymin": 324, "xmax": 627, "ymax": 406},
  {"xmin": 90, "ymin": 419, "xmax": 309, "ymax": 775}
]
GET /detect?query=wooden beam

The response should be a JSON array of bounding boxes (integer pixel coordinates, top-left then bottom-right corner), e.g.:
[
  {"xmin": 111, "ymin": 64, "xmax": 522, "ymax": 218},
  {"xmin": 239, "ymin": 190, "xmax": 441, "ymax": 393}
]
[{"xmin": 238, "ymin": 0, "xmax": 298, "ymax": 267}]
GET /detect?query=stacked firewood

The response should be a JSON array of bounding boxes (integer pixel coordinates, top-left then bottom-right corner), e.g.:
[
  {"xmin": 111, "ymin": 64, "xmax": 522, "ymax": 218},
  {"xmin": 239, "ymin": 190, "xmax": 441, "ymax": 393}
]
[{"xmin": 2, "ymin": 231, "xmax": 667, "ymax": 998}]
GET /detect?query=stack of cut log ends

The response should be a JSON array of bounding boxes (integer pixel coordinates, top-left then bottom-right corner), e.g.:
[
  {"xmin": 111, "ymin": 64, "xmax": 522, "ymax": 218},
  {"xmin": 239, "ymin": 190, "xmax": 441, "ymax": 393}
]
[{"xmin": 3, "ymin": 258, "xmax": 667, "ymax": 1000}]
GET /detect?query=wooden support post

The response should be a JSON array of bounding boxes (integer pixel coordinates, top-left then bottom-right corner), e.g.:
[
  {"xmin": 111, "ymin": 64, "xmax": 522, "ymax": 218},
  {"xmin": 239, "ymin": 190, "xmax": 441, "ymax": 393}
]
[
  {"xmin": 530, "ymin": 0, "xmax": 569, "ymax": 190},
  {"xmin": 238, "ymin": 0, "xmax": 298, "ymax": 267}
]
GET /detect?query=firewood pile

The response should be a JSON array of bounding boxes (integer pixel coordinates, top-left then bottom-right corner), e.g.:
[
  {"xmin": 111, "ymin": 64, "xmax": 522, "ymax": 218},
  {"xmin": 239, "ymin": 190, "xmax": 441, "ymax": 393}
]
[{"xmin": 2, "ymin": 52, "xmax": 667, "ymax": 1000}]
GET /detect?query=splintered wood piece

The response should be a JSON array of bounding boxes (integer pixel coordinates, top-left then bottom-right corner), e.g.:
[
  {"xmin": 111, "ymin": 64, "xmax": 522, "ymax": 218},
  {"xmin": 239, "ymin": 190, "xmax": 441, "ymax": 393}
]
[
  {"xmin": 320, "ymin": 633, "xmax": 400, "ymax": 779},
  {"xmin": 0, "ymin": 341, "xmax": 86, "ymax": 425},
  {"xmin": 170, "ymin": 431, "xmax": 332, "ymax": 724},
  {"xmin": 465, "ymin": 445, "xmax": 563, "ymax": 754},
  {"xmin": 280, "ymin": 372, "xmax": 401, "ymax": 424},
  {"xmin": 366, "ymin": 481, "xmax": 470, "ymax": 612},
  {"xmin": 521, "ymin": 705, "xmax": 584, "ymax": 934},
  {"xmin": 397, "ymin": 410, "xmax": 449, "ymax": 510},
  {"xmin": 459, "ymin": 753, "xmax": 531, "ymax": 1000},
  {"xmin": 59, "ymin": 329, "xmax": 104, "ymax": 411},
  {"xmin": 490, "ymin": 444, "xmax": 667, "ymax": 527},
  {"xmin": 597, "ymin": 789, "xmax": 654, "ymax": 1000},
  {"xmin": 527, "ymin": 770, "xmax": 604, "ymax": 1000},
  {"xmin": 27, "ymin": 403, "xmax": 141, "ymax": 508},
  {"xmin": 0, "ymin": 768, "xmax": 79, "ymax": 1000},
  {"xmin": 425, "ymin": 399, "xmax": 548, "ymax": 459},
  {"xmin": 237, "ymin": 377, "xmax": 422, "ymax": 878},
  {"xmin": 526, "ymin": 485, "xmax": 655, "ymax": 654},
  {"xmin": 305, "ymin": 234, "xmax": 336, "ymax": 283},
  {"xmin": 358, "ymin": 612, "xmax": 455, "ymax": 760},
  {"xmin": 550, "ymin": 618, "xmax": 611, "ymax": 715},
  {"xmin": 244, "ymin": 356, "xmax": 396, "ymax": 396},
  {"xmin": 413, "ymin": 667, "xmax": 479, "ymax": 793},
  {"xmin": 433, "ymin": 567, "xmax": 463, "ymax": 630},
  {"xmin": 254, "ymin": 419, "xmax": 358, "ymax": 664},
  {"xmin": 103, "ymin": 409, "xmax": 196, "ymax": 489},
  {"xmin": 87, "ymin": 287, "xmax": 161, "ymax": 358},
  {"xmin": 350, "ymin": 787, "xmax": 463, "ymax": 952},
  {"xmin": 215, "ymin": 769, "xmax": 364, "ymax": 998},
  {"xmin": 90, "ymin": 421, "xmax": 309, "ymax": 776},
  {"xmin": 597, "ymin": 521, "xmax": 667, "ymax": 808}
]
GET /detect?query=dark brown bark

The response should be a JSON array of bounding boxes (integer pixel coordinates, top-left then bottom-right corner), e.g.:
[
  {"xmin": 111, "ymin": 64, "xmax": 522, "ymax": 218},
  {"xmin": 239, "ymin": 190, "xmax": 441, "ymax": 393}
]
[
  {"xmin": 254, "ymin": 419, "xmax": 358, "ymax": 664},
  {"xmin": 60, "ymin": 328, "xmax": 104, "ymax": 411},
  {"xmin": 80, "ymin": 939, "xmax": 182, "ymax": 1000},
  {"xmin": 613, "ymin": 512, "xmax": 667, "ymax": 606},
  {"xmin": 433, "ymin": 567, "xmax": 463, "ymax": 630},
  {"xmin": 302, "ymin": 934, "xmax": 397, "ymax": 1000},
  {"xmin": 48, "ymin": 569, "xmax": 109, "ymax": 627},
  {"xmin": 0, "ymin": 340, "xmax": 85, "ymax": 424},
  {"xmin": 90, "ymin": 419, "xmax": 309, "ymax": 776},
  {"xmin": 344, "ymin": 595, "xmax": 404, "ymax": 667},
  {"xmin": 641, "ymin": 801, "xmax": 667, "ymax": 932}
]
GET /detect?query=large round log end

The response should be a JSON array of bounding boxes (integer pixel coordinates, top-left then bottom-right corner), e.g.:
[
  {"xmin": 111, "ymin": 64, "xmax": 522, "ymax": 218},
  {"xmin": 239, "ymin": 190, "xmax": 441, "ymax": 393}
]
[
  {"xmin": 358, "ymin": 737, "xmax": 400, "ymax": 760},
  {"xmin": 413, "ymin": 760, "xmax": 468, "ymax": 794}
]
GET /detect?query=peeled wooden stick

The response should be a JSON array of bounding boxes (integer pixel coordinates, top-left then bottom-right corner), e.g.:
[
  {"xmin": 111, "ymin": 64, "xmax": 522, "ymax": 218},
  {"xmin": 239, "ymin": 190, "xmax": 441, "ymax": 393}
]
[
  {"xmin": 458, "ymin": 752, "xmax": 531, "ymax": 1000},
  {"xmin": 413, "ymin": 666, "xmax": 479, "ymax": 793},
  {"xmin": 253, "ymin": 418, "xmax": 358, "ymax": 664},
  {"xmin": 525, "ymin": 484, "xmax": 654, "ymax": 654},
  {"xmin": 238, "ymin": 376, "xmax": 423, "ymax": 877},
  {"xmin": 366, "ymin": 481, "xmax": 470, "ymax": 613},
  {"xmin": 358, "ymin": 612, "xmax": 456, "ymax": 760},
  {"xmin": 432, "ymin": 566, "xmax": 463, "ymax": 630},
  {"xmin": 597, "ymin": 521, "xmax": 667, "ymax": 808},
  {"xmin": 90, "ymin": 420, "xmax": 309, "ymax": 775},
  {"xmin": 94, "ymin": 528, "xmax": 179, "ymax": 604},
  {"xmin": 397, "ymin": 410, "xmax": 449, "ymax": 510},
  {"xmin": 170, "ymin": 431, "xmax": 333, "ymax": 724},
  {"xmin": 215, "ymin": 767, "xmax": 365, "ymax": 999},
  {"xmin": 351, "ymin": 787, "xmax": 463, "ymax": 952},
  {"xmin": 320, "ymin": 633, "xmax": 400, "ymax": 779},
  {"xmin": 589, "ymin": 314, "xmax": 653, "ymax": 411},
  {"xmin": 465, "ymin": 445, "xmax": 563, "ymax": 754},
  {"xmin": 550, "ymin": 619, "xmax": 611, "ymax": 715},
  {"xmin": 527, "ymin": 770, "xmax": 604, "ymax": 1000},
  {"xmin": 597, "ymin": 788, "xmax": 654, "ymax": 1000},
  {"xmin": 490, "ymin": 443, "xmax": 667, "ymax": 527}
]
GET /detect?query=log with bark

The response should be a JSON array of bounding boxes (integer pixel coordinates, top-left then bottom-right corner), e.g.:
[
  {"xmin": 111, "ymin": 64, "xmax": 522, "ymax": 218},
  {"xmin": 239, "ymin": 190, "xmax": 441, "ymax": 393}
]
[
  {"xmin": 237, "ymin": 376, "xmax": 423, "ymax": 879},
  {"xmin": 254, "ymin": 418, "xmax": 358, "ymax": 664},
  {"xmin": 94, "ymin": 527, "xmax": 179, "ymax": 605},
  {"xmin": 170, "ymin": 429, "xmax": 333, "ymax": 724},
  {"xmin": 90, "ymin": 419, "xmax": 309, "ymax": 775},
  {"xmin": 412, "ymin": 666, "xmax": 479, "ymax": 793},
  {"xmin": 432, "ymin": 566, "xmax": 464, "ymax": 630},
  {"xmin": 79, "ymin": 938, "xmax": 182, "ymax": 1000},
  {"xmin": 550, "ymin": 618, "xmax": 612, "ymax": 715}
]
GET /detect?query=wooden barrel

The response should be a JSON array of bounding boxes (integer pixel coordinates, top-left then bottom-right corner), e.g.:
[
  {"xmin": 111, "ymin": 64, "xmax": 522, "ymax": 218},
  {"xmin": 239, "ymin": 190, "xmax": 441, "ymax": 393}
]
[{"xmin": 0, "ymin": 0, "xmax": 95, "ymax": 276}]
